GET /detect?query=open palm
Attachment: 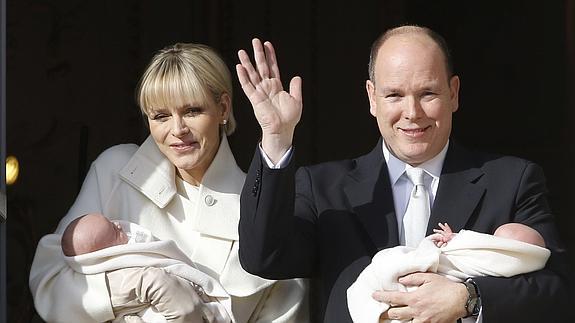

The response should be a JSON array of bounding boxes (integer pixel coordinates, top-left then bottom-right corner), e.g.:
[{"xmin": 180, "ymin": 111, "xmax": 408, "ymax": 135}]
[{"xmin": 236, "ymin": 39, "xmax": 302, "ymax": 161}]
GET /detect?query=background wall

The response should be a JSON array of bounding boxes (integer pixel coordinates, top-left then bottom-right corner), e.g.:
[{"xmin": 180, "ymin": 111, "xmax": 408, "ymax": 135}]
[{"xmin": 6, "ymin": 1, "xmax": 575, "ymax": 321}]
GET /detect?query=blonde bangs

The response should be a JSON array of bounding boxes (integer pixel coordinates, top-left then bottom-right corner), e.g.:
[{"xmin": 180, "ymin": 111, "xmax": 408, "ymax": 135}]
[{"xmin": 138, "ymin": 57, "xmax": 209, "ymax": 115}]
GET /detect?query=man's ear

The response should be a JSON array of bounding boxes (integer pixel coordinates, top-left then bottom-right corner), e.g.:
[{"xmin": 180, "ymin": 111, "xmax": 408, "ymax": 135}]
[
  {"xmin": 449, "ymin": 75, "xmax": 460, "ymax": 112},
  {"xmin": 366, "ymin": 80, "xmax": 377, "ymax": 117}
]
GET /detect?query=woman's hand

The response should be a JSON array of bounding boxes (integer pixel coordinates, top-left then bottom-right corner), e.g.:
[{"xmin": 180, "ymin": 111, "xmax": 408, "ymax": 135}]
[{"xmin": 236, "ymin": 38, "xmax": 302, "ymax": 163}]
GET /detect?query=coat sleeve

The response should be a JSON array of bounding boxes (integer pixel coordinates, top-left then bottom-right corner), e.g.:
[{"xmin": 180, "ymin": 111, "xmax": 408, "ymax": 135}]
[
  {"xmin": 473, "ymin": 162, "xmax": 571, "ymax": 323},
  {"xmin": 29, "ymin": 158, "xmax": 117, "ymax": 322},
  {"xmin": 239, "ymin": 147, "xmax": 317, "ymax": 279}
]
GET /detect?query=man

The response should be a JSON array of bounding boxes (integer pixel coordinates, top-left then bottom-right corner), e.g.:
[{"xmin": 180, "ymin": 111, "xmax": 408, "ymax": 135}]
[{"xmin": 235, "ymin": 25, "xmax": 570, "ymax": 322}]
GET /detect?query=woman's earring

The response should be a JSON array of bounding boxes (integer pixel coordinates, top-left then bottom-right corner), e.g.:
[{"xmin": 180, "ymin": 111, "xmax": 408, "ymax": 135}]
[{"xmin": 222, "ymin": 120, "xmax": 228, "ymax": 125}]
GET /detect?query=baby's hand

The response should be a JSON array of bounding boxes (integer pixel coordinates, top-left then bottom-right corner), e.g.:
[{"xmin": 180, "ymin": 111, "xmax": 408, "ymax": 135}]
[{"xmin": 429, "ymin": 223, "xmax": 454, "ymax": 247}]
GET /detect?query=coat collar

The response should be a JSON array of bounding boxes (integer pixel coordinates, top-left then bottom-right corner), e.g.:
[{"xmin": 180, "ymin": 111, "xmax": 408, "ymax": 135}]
[
  {"xmin": 429, "ymin": 141, "xmax": 486, "ymax": 234},
  {"xmin": 119, "ymin": 136, "xmax": 177, "ymax": 208},
  {"xmin": 118, "ymin": 135, "xmax": 244, "ymax": 210},
  {"xmin": 343, "ymin": 138, "xmax": 400, "ymax": 252}
]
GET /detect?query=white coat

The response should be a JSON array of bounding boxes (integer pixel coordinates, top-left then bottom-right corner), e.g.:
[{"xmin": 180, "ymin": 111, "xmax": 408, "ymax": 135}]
[{"xmin": 29, "ymin": 135, "xmax": 307, "ymax": 323}]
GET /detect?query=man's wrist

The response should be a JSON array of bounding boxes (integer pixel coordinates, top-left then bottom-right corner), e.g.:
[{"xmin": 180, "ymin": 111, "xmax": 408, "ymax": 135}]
[
  {"xmin": 462, "ymin": 278, "xmax": 481, "ymax": 317},
  {"xmin": 261, "ymin": 134, "xmax": 293, "ymax": 164}
]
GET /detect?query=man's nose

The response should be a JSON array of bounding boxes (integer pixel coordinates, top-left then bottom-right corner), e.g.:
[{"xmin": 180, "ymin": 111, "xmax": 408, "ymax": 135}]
[{"xmin": 403, "ymin": 96, "xmax": 425, "ymax": 120}]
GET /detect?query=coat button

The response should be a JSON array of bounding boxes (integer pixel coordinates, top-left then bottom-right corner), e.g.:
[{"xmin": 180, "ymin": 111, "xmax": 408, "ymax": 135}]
[{"xmin": 204, "ymin": 194, "xmax": 216, "ymax": 206}]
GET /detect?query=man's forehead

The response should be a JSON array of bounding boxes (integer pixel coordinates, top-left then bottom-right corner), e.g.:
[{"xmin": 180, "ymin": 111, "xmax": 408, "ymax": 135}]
[
  {"xmin": 378, "ymin": 32, "xmax": 440, "ymax": 57},
  {"xmin": 373, "ymin": 35, "xmax": 448, "ymax": 80}
]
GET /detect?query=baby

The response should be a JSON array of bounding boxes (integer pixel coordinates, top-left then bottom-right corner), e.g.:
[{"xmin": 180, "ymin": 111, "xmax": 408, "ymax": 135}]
[
  {"xmin": 347, "ymin": 222, "xmax": 551, "ymax": 323},
  {"xmin": 61, "ymin": 213, "xmax": 152, "ymax": 256},
  {"xmin": 61, "ymin": 213, "xmax": 230, "ymax": 323},
  {"xmin": 429, "ymin": 222, "xmax": 546, "ymax": 248}
]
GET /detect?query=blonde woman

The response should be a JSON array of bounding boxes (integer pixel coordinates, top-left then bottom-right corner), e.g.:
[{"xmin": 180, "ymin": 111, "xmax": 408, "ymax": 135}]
[{"xmin": 30, "ymin": 43, "xmax": 307, "ymax": 323}]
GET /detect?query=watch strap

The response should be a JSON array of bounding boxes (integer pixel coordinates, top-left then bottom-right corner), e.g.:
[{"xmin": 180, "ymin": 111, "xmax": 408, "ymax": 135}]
[{"xmin": 463, "ymin": 278, "xmax": 481, "ymax": 317}]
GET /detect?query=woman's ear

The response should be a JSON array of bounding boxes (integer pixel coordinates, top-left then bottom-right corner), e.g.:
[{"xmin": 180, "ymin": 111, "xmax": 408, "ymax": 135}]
[{"xmin": 219, "ymin": 93, "xmax": 231, "ymax": 122}]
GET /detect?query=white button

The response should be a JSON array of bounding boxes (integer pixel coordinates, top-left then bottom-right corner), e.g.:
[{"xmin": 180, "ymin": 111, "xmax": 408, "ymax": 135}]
[{"xmin": 204, "ymin": 195, "xmax": 216, "ymax": 206}]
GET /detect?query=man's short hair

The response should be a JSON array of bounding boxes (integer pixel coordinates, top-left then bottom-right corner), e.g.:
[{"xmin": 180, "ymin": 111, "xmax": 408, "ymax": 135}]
[{"xmin": 368, "ymin": 25, "xmax": 454, "ymax": 82}]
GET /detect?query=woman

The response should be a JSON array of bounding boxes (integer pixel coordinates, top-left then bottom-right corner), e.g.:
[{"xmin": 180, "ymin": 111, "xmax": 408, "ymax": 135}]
[{"xmin": 29, "ymin": 43, "xmax": 307, "ymax": 322}]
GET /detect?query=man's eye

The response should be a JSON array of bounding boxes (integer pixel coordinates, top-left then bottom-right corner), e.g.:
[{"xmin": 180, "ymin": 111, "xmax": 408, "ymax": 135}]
[{"xmin": 385, "ymin": 93, "xmax": 400, "ymax": 98}]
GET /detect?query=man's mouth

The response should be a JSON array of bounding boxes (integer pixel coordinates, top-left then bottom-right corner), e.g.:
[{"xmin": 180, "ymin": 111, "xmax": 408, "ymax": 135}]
[{"xmin": 399, "ymin": 126, "xmax": 431, "ymax": 138}]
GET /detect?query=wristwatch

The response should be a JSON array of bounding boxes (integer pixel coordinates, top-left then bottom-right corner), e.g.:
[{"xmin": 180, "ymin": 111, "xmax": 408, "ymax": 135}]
[{"xmin": 462, "ymin": 278, "xmax": 481, "ymax": 317}]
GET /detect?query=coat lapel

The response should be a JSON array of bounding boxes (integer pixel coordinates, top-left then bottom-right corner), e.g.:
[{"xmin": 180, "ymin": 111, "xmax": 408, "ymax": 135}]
[
  {"xmin": 429, "ymin": 142, "xmax": 486, "ymax": 234},
  {"xmin": 344, "ymin": 139, "xmax": 399, "ymax": 252}
]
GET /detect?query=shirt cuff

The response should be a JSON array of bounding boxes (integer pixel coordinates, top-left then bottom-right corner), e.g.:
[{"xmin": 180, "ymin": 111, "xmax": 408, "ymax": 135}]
[{"xmin": 258, "ymin": 143, "xmax": 293, "ymax": 169}]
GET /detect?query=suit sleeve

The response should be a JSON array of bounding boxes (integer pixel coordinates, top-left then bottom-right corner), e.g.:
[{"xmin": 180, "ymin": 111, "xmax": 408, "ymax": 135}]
[
  {"xmin": 473, "ymin": 162, "xmax": 571, "ymax": 323},
  {"xmin": 239, "ymin": 147, "xmax": 317, "ymax": 279}
]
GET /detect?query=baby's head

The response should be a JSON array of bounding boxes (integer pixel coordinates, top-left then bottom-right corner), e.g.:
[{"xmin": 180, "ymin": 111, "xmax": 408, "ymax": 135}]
[
  {"xmin": 61, "ymin": 213, "xmax": 129, "ymax": 256},
  {"xmin": 494, "ymin": 223, "xmax": 546, "ymax": 247}
]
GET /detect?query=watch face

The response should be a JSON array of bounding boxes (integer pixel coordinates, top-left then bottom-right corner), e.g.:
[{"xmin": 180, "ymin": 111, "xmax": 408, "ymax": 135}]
[
  {"xmin": 469, "ymin": 298, "xmax": 478, "ymax": 316},
  {"xmin": 464, "ymin": 281, "xmax": 479, "ymax": 316}
]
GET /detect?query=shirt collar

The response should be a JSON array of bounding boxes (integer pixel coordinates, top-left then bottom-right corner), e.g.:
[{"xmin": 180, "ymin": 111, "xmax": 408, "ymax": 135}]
[{"xmin": 382, "ymin": 139, "xmax": 450, "ymax": 185}]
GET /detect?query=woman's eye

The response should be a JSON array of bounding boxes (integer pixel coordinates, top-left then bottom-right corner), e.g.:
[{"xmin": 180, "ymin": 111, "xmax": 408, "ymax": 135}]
[
  {"xmin": 185, "ymin": 107, "xmax": 202, "ymax": 116},
  {"xmin": 151, "ymin": 114, "xmax": 169, "ymax": 121}
]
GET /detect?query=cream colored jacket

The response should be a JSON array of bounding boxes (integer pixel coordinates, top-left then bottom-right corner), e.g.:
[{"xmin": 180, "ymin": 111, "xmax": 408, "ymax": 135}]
[{"xmin": 29, "ymin": 135, "xmax": 307, "ymax": 323}]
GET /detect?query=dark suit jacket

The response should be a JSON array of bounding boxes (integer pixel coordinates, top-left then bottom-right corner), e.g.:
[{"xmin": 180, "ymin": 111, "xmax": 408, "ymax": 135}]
[{"xmin": 239, "ymin": 139, "xmax": 570, "ymax": 323}]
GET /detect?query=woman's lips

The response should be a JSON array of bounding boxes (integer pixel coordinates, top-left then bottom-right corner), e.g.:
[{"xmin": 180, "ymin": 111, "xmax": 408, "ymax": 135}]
[{"xmin": 170, "ymin": 141, "xmax": 199, "ymax": 152}]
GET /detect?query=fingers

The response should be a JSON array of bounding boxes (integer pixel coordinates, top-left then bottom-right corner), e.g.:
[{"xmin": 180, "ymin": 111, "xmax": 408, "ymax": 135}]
[
  {"xmin": 438, "ymin": 222, "xmax": 453, "ymax": 234},
  {"xmin": 438, "ymin": 222, "xmax": 447, "ymax": 231},
  {"xmin": 238, "ymin": 49, "xmax": 261, "ymax": 87},
  {"xmin": 289, "ymin": 76, "xmax": 302, "ymax": 103},
  {"xmin": 239, "ymin": 39, "xmax": 283, "ymax": 82},
  {"xmin": 252, "ymin": 38, "xmax": 270, "ymax": 79},
  {"xmin": 372, "ymin": 290, "xmax": 408, "ymax": 306},
  {"xmin": 386, "ymin": 305, "xmax": 414, "ymax": 322},
  {"xmin": 235, "ymin": 64, "xmax": 256, "ymax": 96},
  {"xmin": 264, "ymin": 41, "xmax": 281, "ymax": 80},
  {"xmin": 399, "ymin": 272, "xmax": 431, "ymax": 286}
]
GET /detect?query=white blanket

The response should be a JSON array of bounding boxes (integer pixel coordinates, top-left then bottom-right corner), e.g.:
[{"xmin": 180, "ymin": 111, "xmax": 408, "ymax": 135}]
[
  {"xmin": 64, "ymin": 221, "xmax": 233, "ymax": 323},
  {"xmin": 347, "ymin": 230, "xmax": 550, "ymax": 323}
]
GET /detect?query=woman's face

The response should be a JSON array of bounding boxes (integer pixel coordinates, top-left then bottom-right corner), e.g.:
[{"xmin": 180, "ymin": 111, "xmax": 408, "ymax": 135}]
[{"xmin": 147, "ymin": 94, "xmax": 229, "ymax": 185}]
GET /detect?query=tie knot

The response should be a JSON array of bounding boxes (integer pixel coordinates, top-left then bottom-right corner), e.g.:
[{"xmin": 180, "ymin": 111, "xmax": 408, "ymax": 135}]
[{"xmin": 405, "ymin": 167, "xmax": 426, "ymax": 186}]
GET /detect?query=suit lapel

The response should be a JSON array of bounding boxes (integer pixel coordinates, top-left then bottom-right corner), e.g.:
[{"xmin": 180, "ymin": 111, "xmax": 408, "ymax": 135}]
[
  {"xmin": 343, "ymin": 139, "xmax": 399, "ymax": 252},
  {"xmin": 429, "ymin": 142, "xmax": 486, "ymax": 234}
]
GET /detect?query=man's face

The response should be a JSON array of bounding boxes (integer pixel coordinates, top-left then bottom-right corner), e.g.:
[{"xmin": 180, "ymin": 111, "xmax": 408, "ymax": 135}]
[{"xmin": 366, "ymin": 33, "xmax": 459, "ymax": 166}]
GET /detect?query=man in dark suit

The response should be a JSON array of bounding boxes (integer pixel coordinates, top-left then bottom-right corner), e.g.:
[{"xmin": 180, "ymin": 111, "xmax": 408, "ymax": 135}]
[{"xmin": 235, "ymin": 25, "xmax": 570, "ymax": 322}]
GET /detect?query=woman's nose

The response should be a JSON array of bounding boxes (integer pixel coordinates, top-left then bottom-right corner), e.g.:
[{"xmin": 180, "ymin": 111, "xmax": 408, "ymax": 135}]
[{"xmin": 171, "ymin": 117, "xmax": 190, "ymax": 137}]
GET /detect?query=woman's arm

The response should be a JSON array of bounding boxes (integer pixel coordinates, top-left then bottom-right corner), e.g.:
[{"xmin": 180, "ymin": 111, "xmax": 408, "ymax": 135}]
[{"xmin": 30, "ymin": 163, "xmax": 115, "ymax": 322}]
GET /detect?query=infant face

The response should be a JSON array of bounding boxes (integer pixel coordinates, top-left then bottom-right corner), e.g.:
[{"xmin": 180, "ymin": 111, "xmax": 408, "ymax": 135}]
[
  {"xmin": 88, "ymin": 213, "xmax": 129, "ymax": 249},
  {"xmin": 62, "ymin": 213, "xmax": 129, "ymax": 256}
]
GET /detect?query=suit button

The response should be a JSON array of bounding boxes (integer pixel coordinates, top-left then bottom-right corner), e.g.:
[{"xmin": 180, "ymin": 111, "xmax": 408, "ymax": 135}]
[{"xmin": 204, "ymin": 195, "xmax": 216, "ymax": 206}]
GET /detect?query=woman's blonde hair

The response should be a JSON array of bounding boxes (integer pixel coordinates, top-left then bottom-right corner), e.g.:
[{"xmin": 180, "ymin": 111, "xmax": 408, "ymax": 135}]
[{"xmin": 137, "ymin": 43, "xmax": 236, "ymax": 135}]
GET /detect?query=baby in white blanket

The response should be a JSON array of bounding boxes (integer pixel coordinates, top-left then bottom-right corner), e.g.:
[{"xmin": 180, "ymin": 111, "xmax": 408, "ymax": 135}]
[
  {"xmin": 62, "ymin": 213, "xmax": 141, "ymax": 256},
  {"xmin": 62, "ymin": 213, "xmax": 231, "ymax": 323},
  {"xmin": 347, "ymin": 223, "xmax": 550, "ymax": 323}
]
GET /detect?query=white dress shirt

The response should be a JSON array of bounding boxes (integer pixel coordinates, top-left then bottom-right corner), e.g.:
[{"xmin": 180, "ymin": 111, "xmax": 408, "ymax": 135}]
[{"xmin": 380, "ymin": 140, "xmax": 448, "ymax": 239}]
